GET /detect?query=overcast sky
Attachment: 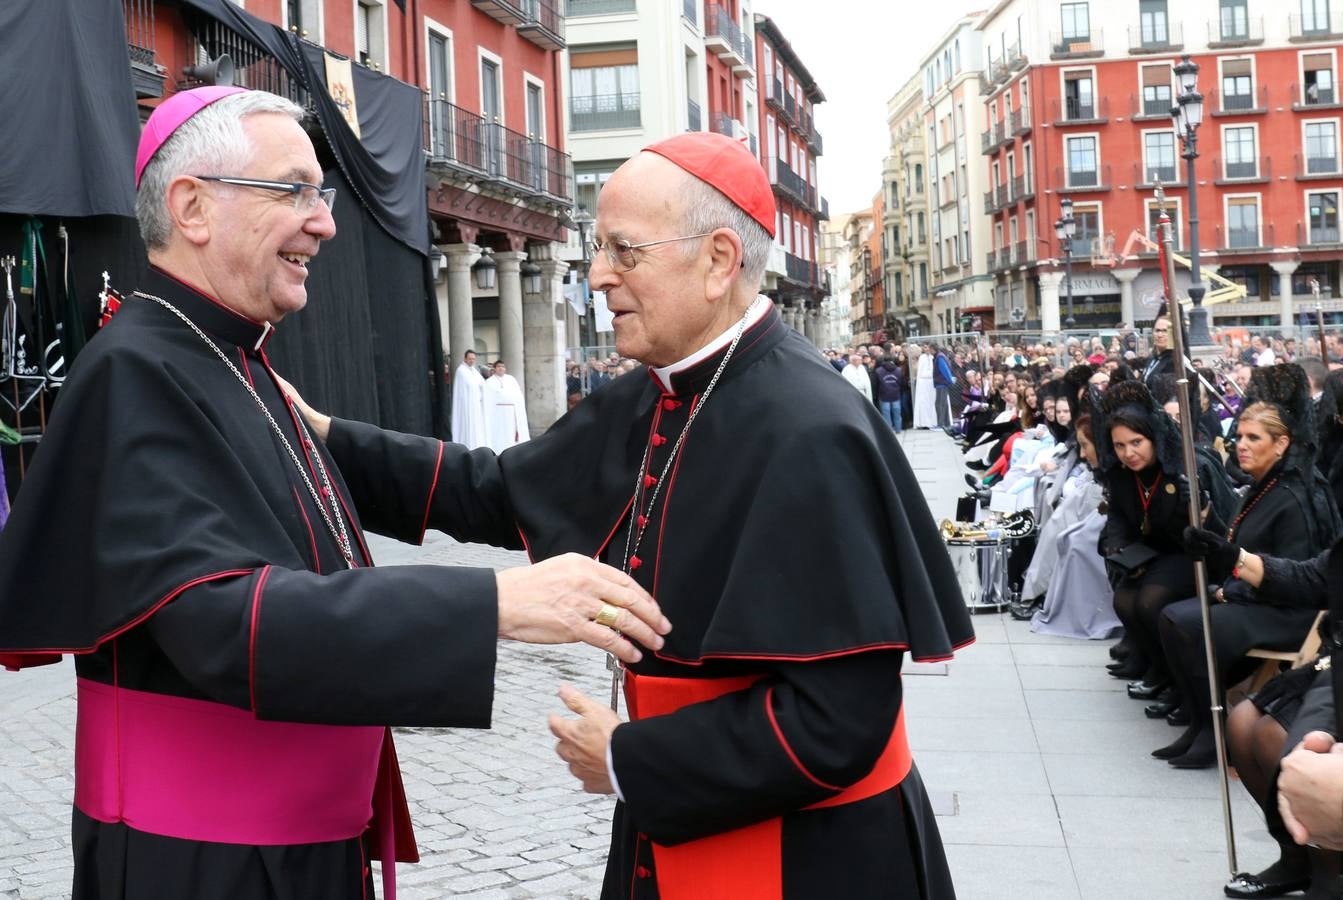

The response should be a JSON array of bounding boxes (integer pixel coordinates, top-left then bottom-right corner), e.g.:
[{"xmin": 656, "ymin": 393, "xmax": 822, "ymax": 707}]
[{"xmin": 755, "ymin": 0, "xmax": 985, "ymax": 218}]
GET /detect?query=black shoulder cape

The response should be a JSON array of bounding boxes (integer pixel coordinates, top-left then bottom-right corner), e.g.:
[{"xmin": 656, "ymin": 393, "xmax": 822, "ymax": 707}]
[{"xmin": 499, "ymin": 308, "xmax": 975, "ymax": 663}]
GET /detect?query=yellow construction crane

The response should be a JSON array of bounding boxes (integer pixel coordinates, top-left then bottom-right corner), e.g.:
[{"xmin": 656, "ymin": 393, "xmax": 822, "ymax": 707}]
[{"xmin": 1108, "ymin": 229, "xmax": 1248, "ymax": 305}]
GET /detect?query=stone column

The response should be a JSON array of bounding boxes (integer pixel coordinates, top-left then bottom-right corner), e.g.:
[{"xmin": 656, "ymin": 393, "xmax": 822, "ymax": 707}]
[
  {"xmin": 803, "ymin": 308, "xmax": 818, "ymax": 345},
  {"xmin": 494, "ymin": 250, "xmax": 527, "ymax": 397},
  {"xmin": 1038, "ymin": 271, "xmax": 1064, "ymax": 334},
  {"xmin": 1271, "ymin": 261, "xmax": 1299, "ymax": 331},
  {"xmin": 444, "ymin": 243, "xmax": 481, "ymax": 368},
  {"xmin": 1113, "ymin": 267, "xmax": 1141, "ymax": 326},
  {"xmin": 524, "ymin": 253, "xmax": 570, "ymax": 433},
  {"xmin": 432, "ymin": 245, "xmax": 451, "ymax": 355}
]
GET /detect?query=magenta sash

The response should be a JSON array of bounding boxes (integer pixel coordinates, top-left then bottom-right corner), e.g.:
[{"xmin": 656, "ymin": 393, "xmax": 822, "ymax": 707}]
[{"xmin": 75, "ymin": 677, "xmax": 404, "ymax": 898}]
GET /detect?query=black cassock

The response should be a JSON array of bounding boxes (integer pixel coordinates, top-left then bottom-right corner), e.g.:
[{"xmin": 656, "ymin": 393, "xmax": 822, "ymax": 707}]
[
  {"xmin": 329, "ymin": 307, "xmax": 975, "ymax": 899},
  {"xmin": 0, "ymin": 270, "xmax": 502, "ymax": 900}
]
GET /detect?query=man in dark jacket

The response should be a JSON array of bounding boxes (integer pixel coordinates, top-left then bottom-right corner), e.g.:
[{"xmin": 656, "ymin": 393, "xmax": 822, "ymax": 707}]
[
  {"xmin": 876, "ymin": 358, "xmax": 904, "ymax": 432},
  {"xmin": 933, "ymin": 345, "xmax": 955, "ymax": 429}
]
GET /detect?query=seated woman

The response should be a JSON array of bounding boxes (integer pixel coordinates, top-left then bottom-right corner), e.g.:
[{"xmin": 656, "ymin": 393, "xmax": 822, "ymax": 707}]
[
  {"xmin": 1156, "ymin": 366, "xmax": 1341, "ymax": 769},
  {"xmin": 1095, "ymin": 381, "xmax": 1198, "ymax": 698},
  {"xmin": 1028, "ymin": 414, "xmax": 1119, "ymax": 639},
  {"xmin": 1183, "ymin": 530, "xmax": 1343, "ymax": 899}
]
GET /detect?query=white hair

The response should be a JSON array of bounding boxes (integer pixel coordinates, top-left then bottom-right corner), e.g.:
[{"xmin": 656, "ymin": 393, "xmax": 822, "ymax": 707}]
[
  {"xmin": 676, "ymin": 171, "xmax": 772, "ymax": 291},
  {"xmin": 135, "ymin": 91, "xmax": 306, "ymax": 250}
]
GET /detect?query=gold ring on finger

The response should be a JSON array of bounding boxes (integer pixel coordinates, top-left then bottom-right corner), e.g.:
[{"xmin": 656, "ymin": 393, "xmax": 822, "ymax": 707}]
[{"xmin": 594, "ymin": 603, "xmax": 621, "ymax": 629}]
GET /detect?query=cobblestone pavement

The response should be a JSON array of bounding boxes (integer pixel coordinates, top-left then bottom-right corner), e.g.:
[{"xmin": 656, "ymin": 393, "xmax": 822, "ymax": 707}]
[
  {"xmin": 0, "ymin": 429, "xmax": 1267, "ymax": 899},
  {"xmin": 0, "ymin": 535, "xmax": 614, "ymax": 900}
]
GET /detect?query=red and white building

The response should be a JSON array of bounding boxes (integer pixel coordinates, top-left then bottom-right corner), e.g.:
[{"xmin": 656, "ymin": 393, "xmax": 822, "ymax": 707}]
[
  {"xmin": 125, "ymin": 0, "xmax": 575, "ymax": 424},
  {"xmin": 975, "ymin": 0, "xmax": 1343, "ymax": 331},
  {"xmin": 754, "ymin": 13, "xmax": 828, "ymax": 336}
]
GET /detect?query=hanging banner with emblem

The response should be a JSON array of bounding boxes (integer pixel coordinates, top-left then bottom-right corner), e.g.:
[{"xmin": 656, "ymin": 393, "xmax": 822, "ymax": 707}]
[{"xmin": 323, "ymin": 52, "xmax": 361, "ymax": 139}]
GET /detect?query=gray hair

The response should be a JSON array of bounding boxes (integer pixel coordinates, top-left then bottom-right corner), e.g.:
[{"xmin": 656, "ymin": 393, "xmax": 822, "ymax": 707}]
[
  {"xmin": 135, "ymin": 91, "xmax": 306, "ymax": 250},
  {"xmin": 676, "ymin": 171, "xmax": 772, "ymax": 291}
]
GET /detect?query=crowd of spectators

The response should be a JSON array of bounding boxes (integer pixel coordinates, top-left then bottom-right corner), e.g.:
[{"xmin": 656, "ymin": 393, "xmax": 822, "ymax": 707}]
[{"xmin": 828, "ymin": 320, "xmax": 1343, "ymax": 899}]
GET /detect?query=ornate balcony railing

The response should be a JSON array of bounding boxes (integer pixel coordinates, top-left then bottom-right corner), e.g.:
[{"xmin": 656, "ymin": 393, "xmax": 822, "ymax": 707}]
[
  {"xmin": 569, "ymin": 92, "xmax": 641, "ymax": 131},
  {"xmin": 426, "ymin": 97, "xmax": 572, "ymax": 202},
  {"xmin": 124, "ymin": 0, "xmax": 165, "ymax": 97}
]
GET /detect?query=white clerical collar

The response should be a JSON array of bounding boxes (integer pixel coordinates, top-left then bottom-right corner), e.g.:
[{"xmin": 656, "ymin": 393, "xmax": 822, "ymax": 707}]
[{"xmin": 650, "ymin": 297, "xmax": 770, "ymax": 385}]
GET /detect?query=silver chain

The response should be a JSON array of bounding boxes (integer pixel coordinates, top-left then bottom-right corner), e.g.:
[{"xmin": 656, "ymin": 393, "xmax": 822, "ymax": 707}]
[
  {"xmin": 133, "ymin": 291, "xmax": 355, "ymax": 569},
  {"xmin": 620, "ymin": 297, "xmax": 762, "ymax": 573}
]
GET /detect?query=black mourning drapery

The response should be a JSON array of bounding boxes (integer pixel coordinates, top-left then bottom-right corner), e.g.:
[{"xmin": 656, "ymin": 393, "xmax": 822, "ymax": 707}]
[{"xmin": 0, "ymin": 0, "xmax": 448, "ymax": 507}]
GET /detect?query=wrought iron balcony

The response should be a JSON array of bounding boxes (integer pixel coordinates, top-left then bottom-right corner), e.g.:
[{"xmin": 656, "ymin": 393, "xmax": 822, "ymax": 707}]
[
  {"xmin": 1210, "ymin": 84, "xmax": 1269, "ymax": 115},
  {"xmin": 705, "ymin": 4, "xmax": 753, "ymax": 74},
  {"xmin": 1214, "ymin": 223, "xmax": 1274, "ymax": 251},
  {"xmin": 1292, "ymin": 82, "xmax": 1341, "ymax": 110},
  {"xmin": 1300, "ymin": 222, "xmax": 1342, "ymax": 245},
  {"xmin": 1208, "ymin": 15, "xmax": 1264, "ymax": 47},
  {"xmin": 1053, "ymin": 95, "xmax": 1109, "ymax": 124},
  {"xmin": 517, "ymin": 0, "xmax": 565, "ymax": 50},
  {"xmin": 1297, "ymin": 152, "xmax": 1343, "ymax": 179},
  {"xmin": 1010, "ymin": 107, "xmax": 1031, "ymax": 135},
  {"xmin": 1014, "ymin": 240, "xmax": 1032, "ymax": 264},
  {"xmin": 569, "ymin": 92, "xmax": 641, "ymax": 131},
  {"xmin": 1127, "ymin": 21, "xmax": 1183, "ymax": 53},
  {"xmin": 983, "ymin": 189, "xmax": 998, "ymax": 212},
  {"xmin": 766, "ymin": 156, "xmax": 813, "ymax": 208},
  {"xmin": 785, "ymin": 252, "xmax": 819, "ymax": 286},
  {"xmin": 687, "ymin": 98, "xmax": 702, "ymax": 131},
  {"xmin": 187, "ymin": 15, "xmax": 312, "ymax": 109},
  {"xmin": 1050, "ymin": 29, "xmax": 1104, "ymax": 59},
  {"xmin": 1012, "ymin": 174, "xmax": 1033, "ymax": 200},
  {"xmin": 1212, "ymin": 154, "xmax": 1270, "ymax": 183},
  {"xmin": 766, "ymin": 77, "xmax": 785, "ymax": 113},
  {"xmin": 567, "ymin": 0, "xmax": 638, "ymax": 15},
  {"xmin": 1055, "ymin": 164, "xmax": 1112, "ymax": 192},
  {"xmin": 425, "ymin": 97, "xmax": 573, "ymax": 203},
  {"xmin": 1290, "ymin": 9, "xmax": 1343, "ymax": 41},
  {"xmin": 124, "ymin": 0, "xmax": 165, "ymax": 98},
  {"xmin": 471, "ymin": 0, "xmax": 528, "ymax": 27}
]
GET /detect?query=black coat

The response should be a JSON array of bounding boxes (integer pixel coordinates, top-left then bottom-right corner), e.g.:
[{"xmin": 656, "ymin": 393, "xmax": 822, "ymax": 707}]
[
  {"xmin": 0, "ymin": 270, "xmax": 498, "ymax": 900},
  {"xmin": 332, "ymin": 307, "xmax": 973, "ymax": 899}
]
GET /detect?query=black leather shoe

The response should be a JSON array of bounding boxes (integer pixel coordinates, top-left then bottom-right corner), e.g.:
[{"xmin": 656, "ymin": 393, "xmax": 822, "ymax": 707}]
[
  {"xmin": 1108, "ymin": 659, "xmax": 1146, "ymax": 679},
  {"xmin": 1127, "ymin": 679, "xmax": 1170, "ymax": 700},
  {"xmin": 1224, "ymin": 872, "xmax": 1311, "ymax": 898},
  {"xmin": 1109, "ymin": 639, "xmax": 1133, "ymax": 661},
  {"xmin": 1144, "ymin": 700, "xmax": 1178, "ymax": 719},
  {"xmin": 1152, "ymin": 727, "xmax": 1197, "ymax": 760},
  {"xmin": 1168, "ymin": 729, "xmax": 1217, "ymax": 768},
  {"xmin": 1166, "ymin": 705, "xmax": 1191, "ymax": 727}
]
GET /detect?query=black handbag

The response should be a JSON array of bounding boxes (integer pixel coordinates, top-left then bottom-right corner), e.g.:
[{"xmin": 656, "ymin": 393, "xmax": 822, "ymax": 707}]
[{"xmin": 1105, "ymin": 543, "xmax": 1159, "ymax": 577}]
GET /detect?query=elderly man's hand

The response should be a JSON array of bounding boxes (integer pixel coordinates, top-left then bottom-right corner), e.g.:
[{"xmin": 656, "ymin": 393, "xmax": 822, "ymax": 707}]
[
  {"xmin": 272, "ymin": 373, "xmax": 331, "ymax": 442},
  {"xmin": 496, "ymin": 554, "xmax": 671, "ymax": 664},
  {"xmin": 549, "ymin": 684, "xmax": 620, "ymax": 794},
  {"xmin": 1279, "ymin": 731, "xmax": 1343, "ymax": 851}
]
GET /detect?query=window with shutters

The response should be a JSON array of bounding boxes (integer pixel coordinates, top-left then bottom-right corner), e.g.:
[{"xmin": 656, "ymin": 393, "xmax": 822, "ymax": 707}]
[
  {"xmin": 1225, "ymin": 196, "xmax": 1260, "ymax": 248},
  {"xmin": 1307, "ymin": 191, "xmax": 1340, "ymax": 244},
  {"xmin": 570, "ymin": 48, "xmax": 640, "ymax": 131},
  {"xmin": 1304, "ymin": 121, "xmax": 1340, "ymax": 174},
  {"xmin": 1141, "ymin": 64, "xmax": 1172, "ymax": 116},
  {"xmin": 1143, "ymin": 131, "xmax": 1176, "ymax": 184},
  {"xmin": 1303, "ymin": 54, "xmax": 1336, "ymax": 106},
  {"xmin": 1220, "ymin": 58, "xmax": 1253, "ymax": 111},
  {"xmin": 1222, "ymin": 126, "xmax": 1257, "ymax": 178},
  {"xmin": 355, "ymin": 1, "xmax": 386, "ymax": 69}
]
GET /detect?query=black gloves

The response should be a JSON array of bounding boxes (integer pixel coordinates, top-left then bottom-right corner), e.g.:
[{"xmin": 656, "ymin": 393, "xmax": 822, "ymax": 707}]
[{"xmin": 1183, "ymin": 525, "xmax": 1240, "ymax": 578}]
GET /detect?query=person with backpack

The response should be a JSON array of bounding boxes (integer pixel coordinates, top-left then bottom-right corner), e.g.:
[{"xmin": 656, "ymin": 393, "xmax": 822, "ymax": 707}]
[{"xmin": 876, "ymin": 357, "xmax": 905, "ymax": 433}]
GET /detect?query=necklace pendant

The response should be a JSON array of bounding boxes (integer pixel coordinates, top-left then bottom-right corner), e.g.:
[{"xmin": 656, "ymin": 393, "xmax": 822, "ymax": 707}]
[{"xmin": 605, "ymin": 652, "xmax": 624, "ymax": 712}]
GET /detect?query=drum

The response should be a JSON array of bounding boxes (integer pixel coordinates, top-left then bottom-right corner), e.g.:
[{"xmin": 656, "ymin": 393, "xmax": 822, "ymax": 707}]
[{"xmin": 945, "ymin": 536, "xmax": 1010, "ymax": 614}]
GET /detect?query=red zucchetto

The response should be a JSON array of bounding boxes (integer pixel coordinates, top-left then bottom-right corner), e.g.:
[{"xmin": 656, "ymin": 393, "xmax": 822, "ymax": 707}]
[{"xmin": 642, "ymin": 132, "xmax": 777, "ymax": 238}]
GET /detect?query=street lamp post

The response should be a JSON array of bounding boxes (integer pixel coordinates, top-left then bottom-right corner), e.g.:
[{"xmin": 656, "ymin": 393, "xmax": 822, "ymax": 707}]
[
  {"xmin": 1055, "ymin": 196, "xmax": 1077, "ymax": 329},
  {"xmin": 1172, "ymin": 54, "xmax": 1212, "ymax": 346},
  {"xmin": 573, "ymin": 207, "xmax": 596, "ymax": 350}
]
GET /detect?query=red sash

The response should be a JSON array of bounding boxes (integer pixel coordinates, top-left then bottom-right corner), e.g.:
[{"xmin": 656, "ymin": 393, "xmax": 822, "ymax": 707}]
[
  {"xmin": 623, "ymin": 672, "xmax": 912, "ymax": 900},
  {"xmin": 74, "ymin": 678, "xmax": 417, "ymax": 899}
]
